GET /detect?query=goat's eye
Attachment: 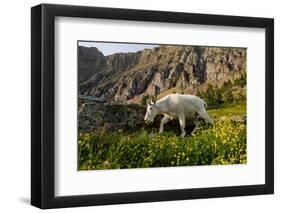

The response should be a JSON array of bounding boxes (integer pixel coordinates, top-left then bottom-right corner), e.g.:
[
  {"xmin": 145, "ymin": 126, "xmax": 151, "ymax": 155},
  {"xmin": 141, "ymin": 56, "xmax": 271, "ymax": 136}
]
[{"xmin": 150, "ymin": 107, "xmax": 152, "ymax": 110}]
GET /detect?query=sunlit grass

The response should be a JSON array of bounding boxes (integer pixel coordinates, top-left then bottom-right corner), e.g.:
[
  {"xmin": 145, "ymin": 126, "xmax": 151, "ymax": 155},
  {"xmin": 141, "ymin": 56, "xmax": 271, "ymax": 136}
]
[
  {"xmin": 78, "ymin": 118, "xmax": 246, "ymax": 170},
  {"xmin": 208, "ymin": 101, "xmax": 246, "ymax": 118}
]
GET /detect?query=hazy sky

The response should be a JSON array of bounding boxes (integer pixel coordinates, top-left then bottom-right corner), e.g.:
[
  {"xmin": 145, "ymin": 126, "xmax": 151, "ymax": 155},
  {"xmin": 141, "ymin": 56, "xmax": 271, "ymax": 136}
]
[{"xmin": 78, "ymin": 41, "xmax": 158, "ymax": 56}]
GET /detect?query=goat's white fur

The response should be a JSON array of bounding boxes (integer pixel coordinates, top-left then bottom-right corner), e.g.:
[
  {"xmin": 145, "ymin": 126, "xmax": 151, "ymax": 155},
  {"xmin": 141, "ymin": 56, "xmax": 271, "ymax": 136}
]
[{"xmin": 144, "ymin": 94, "xmax": 213, "ymax": 137}]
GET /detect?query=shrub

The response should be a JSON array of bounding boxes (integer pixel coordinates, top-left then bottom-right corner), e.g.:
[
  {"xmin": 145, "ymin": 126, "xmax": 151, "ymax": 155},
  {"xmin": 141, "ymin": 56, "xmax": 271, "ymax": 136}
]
[{"xmin": 196, "ymin": 73, "xmax": 246, "ymax": 108}]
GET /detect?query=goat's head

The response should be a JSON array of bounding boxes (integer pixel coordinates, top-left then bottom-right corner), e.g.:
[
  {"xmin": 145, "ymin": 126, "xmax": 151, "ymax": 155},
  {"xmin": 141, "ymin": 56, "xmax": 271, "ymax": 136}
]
[{"xmin": 144, "ymin": 101, "xmax": 158, "ymax": 124}]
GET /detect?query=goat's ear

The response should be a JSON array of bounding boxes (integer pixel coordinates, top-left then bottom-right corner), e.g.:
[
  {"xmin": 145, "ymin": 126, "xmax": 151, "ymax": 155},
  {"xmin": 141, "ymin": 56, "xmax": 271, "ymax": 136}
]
[
  {"xmin": 147, "ymin": 94, "xmax": 153, "ymax": 105},
  {"xmin": 146, "ymin": 97, "xmax": 150, "ymax": 106}
]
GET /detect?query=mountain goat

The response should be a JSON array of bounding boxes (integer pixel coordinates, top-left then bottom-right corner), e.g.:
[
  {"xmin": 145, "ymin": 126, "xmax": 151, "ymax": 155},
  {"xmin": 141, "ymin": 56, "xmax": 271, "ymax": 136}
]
[{"xmin": 144, "ymin": 93, "xmax": 213, "ymax": 137}]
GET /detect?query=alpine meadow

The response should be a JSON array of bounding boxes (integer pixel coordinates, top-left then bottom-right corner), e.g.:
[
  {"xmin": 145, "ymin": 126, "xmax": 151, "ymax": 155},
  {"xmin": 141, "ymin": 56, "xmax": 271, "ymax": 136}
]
[{"xmin": 78, "ymin": 42, "xmax": 247, "ymax": 170}]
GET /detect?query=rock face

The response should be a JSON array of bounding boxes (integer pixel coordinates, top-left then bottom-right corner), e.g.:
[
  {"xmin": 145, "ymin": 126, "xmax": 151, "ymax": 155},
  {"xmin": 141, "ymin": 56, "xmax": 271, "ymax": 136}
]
[
  {"xmin": 78, "ymin": 97, "xmax": 145, "ymax": 133},
  {"xmin": 79, "ymin": 45, "xmax": 246, "ymax": 103},
  {"xmin": 78, "ymin": 97, "xmax": 195, "ymax": 135},
  {"xmin": 78, "ymin": 47, "xmax": 106, "ymax": 83}
]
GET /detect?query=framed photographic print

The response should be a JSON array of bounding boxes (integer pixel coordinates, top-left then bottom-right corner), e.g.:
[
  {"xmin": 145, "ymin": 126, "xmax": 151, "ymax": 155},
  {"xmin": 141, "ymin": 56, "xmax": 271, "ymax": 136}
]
[{"xmin": 31, "ymin": 3, "xmax": 274, "ymax": 209}]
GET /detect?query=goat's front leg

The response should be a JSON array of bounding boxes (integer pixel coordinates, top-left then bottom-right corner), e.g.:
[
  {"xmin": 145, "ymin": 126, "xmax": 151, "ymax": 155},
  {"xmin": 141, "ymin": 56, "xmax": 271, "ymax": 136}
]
[
  {"xmin": 159, "ymin": 116, "xmax": 171, "ymax": 133},
  {"xmin": 179, "ymin": 116, "xmax": 186, "ymax": 138}
]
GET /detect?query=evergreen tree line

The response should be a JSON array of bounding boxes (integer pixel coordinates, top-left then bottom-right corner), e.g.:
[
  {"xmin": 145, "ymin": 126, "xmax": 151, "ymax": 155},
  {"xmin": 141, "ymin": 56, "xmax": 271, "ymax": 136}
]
[
  {"xmin": 140, "ymin": 72, "xmax": 246, "ymax": 108},
  {"xmin": 197, "ymin": 72, "xmax": 246, "ymax": 109}
]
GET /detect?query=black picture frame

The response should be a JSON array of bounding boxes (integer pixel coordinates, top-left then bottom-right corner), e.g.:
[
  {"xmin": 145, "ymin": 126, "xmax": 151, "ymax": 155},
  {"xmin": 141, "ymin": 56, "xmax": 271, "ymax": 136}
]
[{"xmin": 31, "ymin": 3, "xmax": 274, "ymax": 209}]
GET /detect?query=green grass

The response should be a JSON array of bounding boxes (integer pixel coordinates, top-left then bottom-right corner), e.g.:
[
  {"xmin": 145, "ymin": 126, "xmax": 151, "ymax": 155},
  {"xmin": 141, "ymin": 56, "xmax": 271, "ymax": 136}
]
[
  {"xmin": 78, "ymin": 101, "xmax": 247, "ymax": 170},
  {"xmin": 208, "ymin": 101, "xmax": 246, "ymax": 119},
  {"xmin": 78, "ymin": 100, "xmax": 247, "ymax": 170}
]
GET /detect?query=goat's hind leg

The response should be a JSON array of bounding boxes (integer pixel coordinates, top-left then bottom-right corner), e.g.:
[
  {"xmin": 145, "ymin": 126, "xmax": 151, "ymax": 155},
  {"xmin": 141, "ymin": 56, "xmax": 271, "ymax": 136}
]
[
  {"xmin": 191, "ymin": 117, "xmax": 200, "ymax": 135},
  {"xmin": 198, "ymin": 109, "xmax": 214, "ymax": 125}
]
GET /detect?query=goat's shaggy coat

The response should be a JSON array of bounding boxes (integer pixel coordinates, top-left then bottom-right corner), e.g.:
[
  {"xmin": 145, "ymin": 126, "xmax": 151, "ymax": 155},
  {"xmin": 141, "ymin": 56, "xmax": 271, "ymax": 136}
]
[{"xmin": 144, "ymin": 94, "xmax": 213, "ymax": 137}]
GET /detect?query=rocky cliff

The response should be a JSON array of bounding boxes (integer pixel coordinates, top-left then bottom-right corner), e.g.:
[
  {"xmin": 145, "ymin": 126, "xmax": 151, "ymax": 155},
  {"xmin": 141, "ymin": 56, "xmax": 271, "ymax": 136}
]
[{"xmin": 79, "ymin": 45, "xmax": 246, "ymax": 103}]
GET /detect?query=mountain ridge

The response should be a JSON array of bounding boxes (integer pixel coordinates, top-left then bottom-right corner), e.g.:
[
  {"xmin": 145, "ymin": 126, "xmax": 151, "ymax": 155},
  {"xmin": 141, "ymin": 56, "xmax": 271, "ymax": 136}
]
[{"xmin": 78, "ymin": 45, "xmax": 246, "ymax": 103}]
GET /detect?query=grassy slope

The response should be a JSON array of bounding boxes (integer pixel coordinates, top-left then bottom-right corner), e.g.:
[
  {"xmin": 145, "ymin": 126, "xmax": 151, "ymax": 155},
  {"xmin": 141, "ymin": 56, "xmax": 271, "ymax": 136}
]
[
  {"xmin": 78, "ymin": 101, "xmax": 247, "ymax": 170},
  {"xmin": 208, "ymin": 101, "xmax": 246, "ymax": 119}
]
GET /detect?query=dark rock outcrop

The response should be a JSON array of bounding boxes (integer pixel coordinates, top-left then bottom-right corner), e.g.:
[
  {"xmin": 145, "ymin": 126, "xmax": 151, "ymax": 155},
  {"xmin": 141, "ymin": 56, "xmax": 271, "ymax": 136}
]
[{"xmin": 78, "ymin": 47, "xmax": 105, "ymax": 83}]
